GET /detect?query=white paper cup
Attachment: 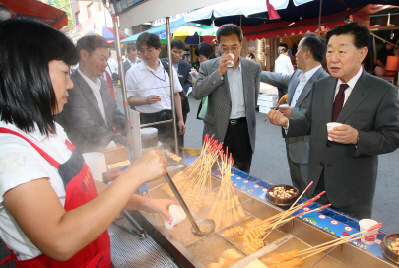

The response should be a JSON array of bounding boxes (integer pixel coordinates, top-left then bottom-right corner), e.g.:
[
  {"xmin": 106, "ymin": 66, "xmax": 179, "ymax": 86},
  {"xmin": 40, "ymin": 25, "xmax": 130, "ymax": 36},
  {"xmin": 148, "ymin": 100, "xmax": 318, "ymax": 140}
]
[
  {"xmin": 82, "ymin": 152, "xmax": 107, "ymax": 182},
  {"xmin": 359, "ymin": 219, "xmax": 379, "ymax": 245},
  {"xmin": 155, "ymin": 95, "xmax": 162, "ymax": 103},
  {"xmin": 279, "ymin": 104, "xmax": 289, "ymax": 108},
  {"xmin": 326, "ymin": 122, "xmax": 342, "ymax": 141},
  {"xmin": 165, "ymin": 205, "xmax": 186, "ymax": 230},
  {"xmin": 227, "ymin": 53, "xmax": 234, "ymax": 68}
]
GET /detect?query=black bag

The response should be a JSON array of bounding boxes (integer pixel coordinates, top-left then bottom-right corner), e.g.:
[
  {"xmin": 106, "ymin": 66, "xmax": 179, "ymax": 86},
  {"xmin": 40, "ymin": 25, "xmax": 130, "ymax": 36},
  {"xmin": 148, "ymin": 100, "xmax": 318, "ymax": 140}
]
[{"xmin": 107, "ymin": 63, "xmax": 119, "ymax": 82}]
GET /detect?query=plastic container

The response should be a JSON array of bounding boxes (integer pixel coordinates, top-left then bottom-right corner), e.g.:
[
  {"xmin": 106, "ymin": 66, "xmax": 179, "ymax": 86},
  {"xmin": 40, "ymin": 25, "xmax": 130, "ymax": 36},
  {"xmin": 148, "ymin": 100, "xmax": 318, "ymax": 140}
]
[
  {"xmin": 385, "ymin": 56, "xmax": 399, "ymax": 77},
  {"xmin": 140, "ymin": 127, "xmax": 158, "ymax": 149}
]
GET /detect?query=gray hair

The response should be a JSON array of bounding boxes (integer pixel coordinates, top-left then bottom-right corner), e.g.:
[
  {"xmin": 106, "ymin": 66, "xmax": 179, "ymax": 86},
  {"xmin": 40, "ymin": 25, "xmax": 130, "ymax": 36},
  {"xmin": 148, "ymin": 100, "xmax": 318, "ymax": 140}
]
[{"xmin": 278, "ymin": 46, "xmax": 288, "ymax": 54}]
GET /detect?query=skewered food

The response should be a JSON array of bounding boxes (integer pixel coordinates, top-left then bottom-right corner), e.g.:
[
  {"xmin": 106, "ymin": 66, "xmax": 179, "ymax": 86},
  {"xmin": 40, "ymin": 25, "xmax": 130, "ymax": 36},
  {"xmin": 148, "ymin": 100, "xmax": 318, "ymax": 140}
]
[
  {"xmin": 164, "ymin": 150, "xmax": 182, "ymax": 162},
  {"xmin": 279, "ymin": 94, "xmax": 289, "ymax": 105},
  {"xmin": 267, "ymin": 258, "xmax": 302, "ymax": 268},
  {"xmin": 208, "ymin": 149, "xmax": 246, "ymax": 230},
  {"xmin": 263, "ymin": 250, "xmax": 300, "ymax": 265},
  {"xmin": 206, "ymin": 249, "xmax": 243, "ymax": 268}
]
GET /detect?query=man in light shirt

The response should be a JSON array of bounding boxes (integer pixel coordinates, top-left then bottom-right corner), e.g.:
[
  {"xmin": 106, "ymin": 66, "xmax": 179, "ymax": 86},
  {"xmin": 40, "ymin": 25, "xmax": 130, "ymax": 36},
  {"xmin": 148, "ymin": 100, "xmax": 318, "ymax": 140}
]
[
  {"xmin": 126, "ymin": 33, "xmax": 185, "ymax": 151},
  {"xmin": 268, "ymin": 23, "xmax": 399, "ymax": 219},
  {"xmin": 123, "ymin": 43, "xmax": 141, "ymax": 76},
  {"xmin": 192, "ymin": 25, "xmax": 261, "ymax": 173},
  {"xmin": 261, "ymin": 33, "xmax": 328, "ymax": 192},
  {"xmin": 56, "ymin": 35, "xmax": 127, "ymax": 153},
  {"xmin": 274, "ymin": 43, "xmax": 294, "ymax": 99}
]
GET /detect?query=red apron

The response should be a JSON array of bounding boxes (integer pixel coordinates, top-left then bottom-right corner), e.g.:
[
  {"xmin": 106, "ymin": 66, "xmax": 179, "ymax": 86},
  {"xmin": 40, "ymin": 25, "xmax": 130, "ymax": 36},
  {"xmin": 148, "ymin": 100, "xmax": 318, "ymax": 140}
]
[{"xmin": 0, "ymin": 128, "xmax": 111, "ymax": 268}]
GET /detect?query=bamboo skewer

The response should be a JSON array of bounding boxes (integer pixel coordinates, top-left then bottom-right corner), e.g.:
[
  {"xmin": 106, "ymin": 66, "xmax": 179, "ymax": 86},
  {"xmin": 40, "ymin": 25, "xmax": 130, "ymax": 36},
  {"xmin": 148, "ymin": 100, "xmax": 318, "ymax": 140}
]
[
  {"xmin": 263, "ymin": 182, "xmax": 315, "ymax": 240},
  {"xmin": 264, "ymin": 94, "xmax": 289, "ymax": 122}
]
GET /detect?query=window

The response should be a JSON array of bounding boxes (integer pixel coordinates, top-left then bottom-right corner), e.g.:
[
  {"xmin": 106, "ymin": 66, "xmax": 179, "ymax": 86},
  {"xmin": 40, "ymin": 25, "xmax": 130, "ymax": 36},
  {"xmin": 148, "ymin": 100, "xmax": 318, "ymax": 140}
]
[
  {"xmin": 75, "ymin": 12, "xmax": 81, "ymax": 25},
  {"xmin": 87, "ymin": 3, "xmax": 93, "ymax": 19}
]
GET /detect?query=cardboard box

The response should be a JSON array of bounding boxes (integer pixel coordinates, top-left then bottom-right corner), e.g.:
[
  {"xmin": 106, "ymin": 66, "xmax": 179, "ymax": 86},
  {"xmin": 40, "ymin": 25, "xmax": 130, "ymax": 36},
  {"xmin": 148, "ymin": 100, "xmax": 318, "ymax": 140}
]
[
  {"xmin": 259, "ymin": 106, "xmax": 272, "ymax": 114},
  {"xmin": 257, "ymin": 99, "xmax": 277, "ymax": 107},
  {"xmin": 98, "ymin": 143, "xmax": 127, "ymax": 165},
  {"xmin": 258, "ymin": 94, "xmax": 278, "ymax": 102}
]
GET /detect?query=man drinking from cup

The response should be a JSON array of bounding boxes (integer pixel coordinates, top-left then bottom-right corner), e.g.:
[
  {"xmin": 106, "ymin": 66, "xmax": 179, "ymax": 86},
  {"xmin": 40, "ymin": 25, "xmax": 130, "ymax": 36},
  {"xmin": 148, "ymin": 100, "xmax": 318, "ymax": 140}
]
[{"xmin": 192, "ymin": 24, "xmax": 261, "ymax": 173}]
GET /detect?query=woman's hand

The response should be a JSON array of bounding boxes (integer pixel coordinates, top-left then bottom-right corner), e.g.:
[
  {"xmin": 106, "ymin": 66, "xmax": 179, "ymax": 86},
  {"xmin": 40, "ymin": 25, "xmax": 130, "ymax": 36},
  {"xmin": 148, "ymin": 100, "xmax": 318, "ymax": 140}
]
[
  {"xmin": 141, "ymin": 198, "xmax": 179, "ymax": 223},
  {"xmin": 125, "ymin": 150, "xmax": 166, "ymax": 184}
]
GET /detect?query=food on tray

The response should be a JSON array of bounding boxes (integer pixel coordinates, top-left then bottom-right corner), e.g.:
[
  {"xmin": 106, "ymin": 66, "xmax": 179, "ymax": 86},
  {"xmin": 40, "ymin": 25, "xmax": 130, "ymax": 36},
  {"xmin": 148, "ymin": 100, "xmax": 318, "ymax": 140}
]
[
  {"xmin": 206, "ymin": 248, "xmax": 243, "ymax": 268},
  {"xmin": 268, "ymin": 186, "xmax": 298, "ymax": 199},
  {"xmin": 267, "ymin": 258, "xmax": 302, "ymax": 268},
  {"xmin": 262, "ymin": 250, "xmax": 300, "ymax": 265},
  {"xmin": 387, "ymin": 237, "xmax": 399, "ymax": 254},
  {"xmin": 165, "ymin": 150, "xmax": 182, "ymax": 162}
]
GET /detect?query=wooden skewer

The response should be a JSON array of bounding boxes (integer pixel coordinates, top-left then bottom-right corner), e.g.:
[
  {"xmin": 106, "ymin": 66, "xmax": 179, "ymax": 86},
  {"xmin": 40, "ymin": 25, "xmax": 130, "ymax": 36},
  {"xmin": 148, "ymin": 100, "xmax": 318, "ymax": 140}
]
[
  {"xmin": 300, "ymin": 232, "xmax": 378, "ymax": 260},
  {"xmin": 264, "ymin": 94, "xmax": 289, "ymax": 122},
  {"xmin": 299, "ymin": 222, "xmax": 381, "ymax": 255},
  {"xmin": 263, "ymin": 182, "xmax": 315, "ymax": 240}
]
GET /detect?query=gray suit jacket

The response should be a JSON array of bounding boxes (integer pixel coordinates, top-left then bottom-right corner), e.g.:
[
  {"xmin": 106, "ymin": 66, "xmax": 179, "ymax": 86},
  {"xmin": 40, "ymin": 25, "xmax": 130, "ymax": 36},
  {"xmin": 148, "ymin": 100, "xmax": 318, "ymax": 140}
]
[
  {"xmin": 261, "ymin": 67, "xmax": 329, "ymax": 163},
  {"xmin": 123, "ymin": 60, "xmax": 141, "ymax": 76},
  {"xmin": 192, "ymin": 57, "xmax": 261, "ymax": 152},
  {"xmin": 286, "ymin": 71, "xmax": 399, "ymax": 209},
  {"xmin": 55, "ymin": 70, "xmax": 127, "ymax": 153}
]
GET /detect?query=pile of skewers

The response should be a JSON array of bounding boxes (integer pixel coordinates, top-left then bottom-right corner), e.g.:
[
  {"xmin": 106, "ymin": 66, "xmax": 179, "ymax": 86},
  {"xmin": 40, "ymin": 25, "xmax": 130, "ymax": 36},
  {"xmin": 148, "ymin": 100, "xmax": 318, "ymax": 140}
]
[
  {"xmin": 208, "ymin": 148, "xmax": 246, "ymax": 230},
  {"xmin": 162, "ymin": 134, "xmax": 222, "ymax": 211},
  {"xmin": 262, "ymin": 222, "xmax": 381, "ymax": 268},
  {"xmin": 223, "ymin": 188, "xmax": 330, "ymax": 254}
]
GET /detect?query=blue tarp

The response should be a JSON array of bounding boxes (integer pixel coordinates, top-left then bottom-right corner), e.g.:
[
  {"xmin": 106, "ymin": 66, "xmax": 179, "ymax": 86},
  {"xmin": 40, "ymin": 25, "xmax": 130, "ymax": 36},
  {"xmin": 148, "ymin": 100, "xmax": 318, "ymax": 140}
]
[{"xmin": 121, "ymin": 17, "xmax": 195, "ymax": 43}]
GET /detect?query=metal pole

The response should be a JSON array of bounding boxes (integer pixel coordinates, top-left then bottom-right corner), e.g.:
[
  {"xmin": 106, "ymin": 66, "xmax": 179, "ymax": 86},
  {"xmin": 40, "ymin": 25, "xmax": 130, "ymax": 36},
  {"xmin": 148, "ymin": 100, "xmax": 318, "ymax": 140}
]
[
  {"xmin": 112, "ymin": 16, "xmax": 134, "ymax": 157},
  {"xmin": 165, "ymin": 17, "xmax": 179, "ymax": 155},
  {"xmin": 317, "ymin": 0, "xmax": 322, "ymax": 36}
]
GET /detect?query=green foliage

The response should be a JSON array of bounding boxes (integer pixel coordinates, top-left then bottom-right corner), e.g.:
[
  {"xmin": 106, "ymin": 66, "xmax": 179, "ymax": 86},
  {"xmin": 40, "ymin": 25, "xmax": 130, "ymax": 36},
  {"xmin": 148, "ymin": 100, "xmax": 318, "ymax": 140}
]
[{"xmin": 48, "ymin": 0, "xmax": 74, "ymax": 30}]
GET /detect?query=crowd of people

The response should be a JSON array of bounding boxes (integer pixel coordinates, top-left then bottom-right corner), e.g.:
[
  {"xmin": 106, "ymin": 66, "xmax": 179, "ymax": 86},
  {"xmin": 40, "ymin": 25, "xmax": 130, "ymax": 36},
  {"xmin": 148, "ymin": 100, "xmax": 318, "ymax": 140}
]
[{"xmin": 0, "ymin": 15, "xmax": 398, "ymax": 266}]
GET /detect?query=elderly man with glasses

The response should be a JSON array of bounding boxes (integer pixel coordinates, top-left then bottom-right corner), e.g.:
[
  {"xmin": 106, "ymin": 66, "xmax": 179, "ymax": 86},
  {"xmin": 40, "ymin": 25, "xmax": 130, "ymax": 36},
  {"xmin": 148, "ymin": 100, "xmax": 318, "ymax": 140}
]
[{"xmin": 192, "ymin": 24, "xmax": 261, "ymax": 173}]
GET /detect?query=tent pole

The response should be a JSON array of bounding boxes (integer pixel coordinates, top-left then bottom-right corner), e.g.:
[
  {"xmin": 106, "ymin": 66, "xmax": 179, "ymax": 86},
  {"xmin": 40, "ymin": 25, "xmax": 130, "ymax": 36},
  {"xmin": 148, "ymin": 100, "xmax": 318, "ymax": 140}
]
[
  {"xmin": 317, "ymin": 0, "xmax": 322, "ymax": 36},
  {"xmin": 112, "ymin": 16, "xmax": 135, "ymax": 158},
  {"xmin": 165, "ymin": 17, "xmax": 179, "ymax": 155}
]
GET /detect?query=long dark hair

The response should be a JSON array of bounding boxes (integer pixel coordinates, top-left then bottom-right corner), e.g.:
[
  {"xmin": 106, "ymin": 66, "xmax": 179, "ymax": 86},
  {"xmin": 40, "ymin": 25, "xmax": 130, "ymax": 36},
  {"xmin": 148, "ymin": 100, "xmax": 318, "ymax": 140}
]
[{"xmin": 0, "ymin": 18, "xmax": 79, "ymax": 136}]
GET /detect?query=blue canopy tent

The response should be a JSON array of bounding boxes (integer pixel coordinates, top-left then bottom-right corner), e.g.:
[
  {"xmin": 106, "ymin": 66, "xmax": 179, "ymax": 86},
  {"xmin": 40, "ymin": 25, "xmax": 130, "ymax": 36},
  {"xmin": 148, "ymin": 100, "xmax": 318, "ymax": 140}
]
[{"xmin": 121, "ymin": 17, "xmax": 195, "ymax": 43}]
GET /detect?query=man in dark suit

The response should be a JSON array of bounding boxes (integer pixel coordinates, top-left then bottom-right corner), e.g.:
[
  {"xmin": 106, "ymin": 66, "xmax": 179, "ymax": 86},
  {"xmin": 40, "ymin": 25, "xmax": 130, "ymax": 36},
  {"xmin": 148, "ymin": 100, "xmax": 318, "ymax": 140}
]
[
  {"xmin": 193, "ymin": 25, "xmax": 261, "ymax": 173},
  {"xmin": 268, "ymin": 23, "xmax": 399, "ymax": 219},
  {"xmin": 161, "ymin": 40, "xmax": 191, "ymax": 148},
  {"xmin": 261, "ymin": 33, "xmax": 329, "ymax": 192},
  {"xmin": 56, "ymin": 35, "xmax": 127, "ymax": 153},
  {"xmin": 123, "ymin": 43, "xmax": 141, "ymax": 76}
]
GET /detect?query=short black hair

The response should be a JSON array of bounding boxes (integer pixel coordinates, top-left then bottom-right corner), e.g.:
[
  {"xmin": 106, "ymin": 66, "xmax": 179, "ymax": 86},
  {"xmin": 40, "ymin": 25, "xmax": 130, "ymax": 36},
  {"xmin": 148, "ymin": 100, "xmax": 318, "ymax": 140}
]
[
  {"xmin": 301, "ymin": 33, "xmax": 326, "ymax": 62},
  {"xmin": 195, "ymin": 43, "xmax": 216, "ymax": 59},
  {"xmin": 126, "ymin": 43, "xmax": 137, "ymax": 53},
  {"xmin": 0, "ymin": 18, "xmax": 79, "ymax": 136},
  {"xmin": 246, "ymin": 52, "xmax": 255, "ymax": 59},
  {"xmin": 278, "ymin": 43, "xmax": 289, "ymax": 50},
  {"xmin": 216, "ymin": 24, "xmax": 243, "ymax": 43},
  {"xmin": 170, "ymin": 40, "xmax": 185, "ymax": 50},
  {"xmin": 76, "ymin": 35, "xmax": 111, "ymax": 56},
  {"xmin": 137, "ymin": 32, "xmax": 161, "ymax": 50},
  {"xmin": 326, "ymin": 22, "xmax": 370, "ymax": 49}
]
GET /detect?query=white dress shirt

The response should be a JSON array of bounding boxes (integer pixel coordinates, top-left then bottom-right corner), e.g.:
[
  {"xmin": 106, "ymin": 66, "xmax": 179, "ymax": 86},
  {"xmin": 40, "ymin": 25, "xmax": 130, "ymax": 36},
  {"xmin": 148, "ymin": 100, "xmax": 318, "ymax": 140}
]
[
  {"xmin": 127, "ymin": 58, "xmax": 139, "ymax": 67},
  {"xmin": 78, "ymin": 69, "xmax": 107, "ymax": 127},
  {"xmin": 227, "ymin": 58, "xmax": 245, "ymax": 119},
  {"xmin": 291, "ymin": 65, "xmax": 321, "ymax": 107},
  {"xmin": 275, "ymin": 54, "xmax": 294, "ymax": 76},
  {"xmin": 125, "ymin": 59, "xmax": 183, "ymax": 113},
  {"xmin": 334, "ymin": 67, "xmax": 363, "ymax": 105}
]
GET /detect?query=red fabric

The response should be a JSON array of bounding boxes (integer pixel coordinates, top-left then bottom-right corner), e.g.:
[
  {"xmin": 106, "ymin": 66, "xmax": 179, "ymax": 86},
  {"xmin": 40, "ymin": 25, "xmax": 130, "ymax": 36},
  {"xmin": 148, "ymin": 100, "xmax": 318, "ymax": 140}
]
[
  {"xmin": 266, "ymin": 0, "xmax": 280, "ymax": 20},
  {"xmin": 332, "ymin": 84, "xmax": 349, "ymax": 122},
  {"xmin": 103, "ymin": 72, "xmax": 116, "ymax": 102},
  {"xmin": 0, "ymin": 128, "xmax": 111, "ymax": 268},
  {"xmin": 0, "ymin": 0, "xmax": 68, "ymax": 29}
]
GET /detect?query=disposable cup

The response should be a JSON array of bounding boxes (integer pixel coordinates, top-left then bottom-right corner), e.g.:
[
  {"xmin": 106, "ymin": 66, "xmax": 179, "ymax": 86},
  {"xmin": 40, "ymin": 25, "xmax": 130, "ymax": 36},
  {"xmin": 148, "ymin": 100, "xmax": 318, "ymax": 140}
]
[
  {"xmin": 359, "ymin": 219, "xmax": 379, "ymax": 245},
  {"xmin": 165, "ymin": 205, "xmax": 186, "ymax": 230},
  {"xmin": 156, "ymin": 95, "xmax": 162, "ymax": 103},
  {"xmin": 326, "ymin": 122, "xmax": 342, "ymax": 141},
  {"xmin": 227, "ymin": 53, "xmax": 234, "ymax": 68},
  {"xmin": 279, "ymin": 104, "xmax": 289, "ymax": 108}
]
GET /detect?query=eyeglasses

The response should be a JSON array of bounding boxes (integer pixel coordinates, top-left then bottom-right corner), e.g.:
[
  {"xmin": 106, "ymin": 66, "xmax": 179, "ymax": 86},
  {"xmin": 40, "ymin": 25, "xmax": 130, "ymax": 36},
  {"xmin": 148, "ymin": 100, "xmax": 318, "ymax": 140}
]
[
  {"xmin": 139, "ymin": 48, "xmax": 155, "ymax": 55},
  {"xmin": 172, "ymin": 50, "xmax": 184, "ymax": 55},
  {"xmin": 220, "ymin": 46, "xmax": 239, "ymax": 53}
]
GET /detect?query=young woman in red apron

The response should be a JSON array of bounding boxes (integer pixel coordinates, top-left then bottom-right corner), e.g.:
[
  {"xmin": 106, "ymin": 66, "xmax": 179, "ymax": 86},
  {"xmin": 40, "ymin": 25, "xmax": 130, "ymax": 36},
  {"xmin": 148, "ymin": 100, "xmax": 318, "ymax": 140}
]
[{"xmin": 0, "ymin": 18, "xmax": 173, "ymax": 267}]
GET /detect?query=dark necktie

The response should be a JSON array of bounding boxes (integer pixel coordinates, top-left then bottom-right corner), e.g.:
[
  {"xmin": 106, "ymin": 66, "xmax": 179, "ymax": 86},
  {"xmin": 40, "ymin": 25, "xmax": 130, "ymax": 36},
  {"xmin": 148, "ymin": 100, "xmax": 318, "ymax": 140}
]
[{"xmin": 332, "ymin": 84, "xmax": 349, "ymax": 122}]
